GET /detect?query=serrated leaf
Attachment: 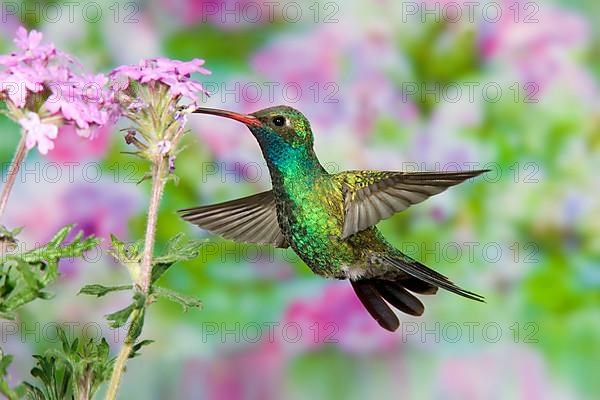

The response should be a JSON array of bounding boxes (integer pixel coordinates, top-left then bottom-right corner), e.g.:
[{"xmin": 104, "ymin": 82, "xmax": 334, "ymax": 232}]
[
  {"xmin": 47, "ymin": 224, "xmax": 73, "ymax": 247},
  {"xmin": 151, "ymin": 286, "xmax": 202, "ymax": 312},
  {"xmin": 129, "ymin": 339, "xmax": 154, "ymax": 359},
  {"xmin": 118, "ymin": 292, "xmax": 148, "ymax": 344},
  {"xmin": 106, "ymin": 304, "xmax": 135, "ymax": 329},
  {"xmin": 108, "ymin": 234, "xmax": 142, "ymax": 283},
  {"xmin": 151, "ymin": 233, "xmax": 204, "ymax": 284},
  {"xmin": 0, "ymin": 352, "xmax": 27, "ymax": 400},
  {"xmin": 0, "ymin": 225, "xmax": 23, "ymax": 239},
  {"xmin": 0, "ymin": 225, "xmax": 99, "ymax": 316},
  {"xmin": 24, "ymin": 326, "xmax": 114, "ymax": 400},
  {"xmin": 78, "ymin": 284, "xmax": 132, "ymax": 297},
  {"xmin": 109, "ymin": 235, "xmax": 142, "ymax": 263}
]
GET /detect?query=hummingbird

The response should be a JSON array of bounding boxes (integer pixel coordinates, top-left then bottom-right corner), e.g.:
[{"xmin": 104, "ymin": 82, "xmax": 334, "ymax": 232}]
[{"xmin": 180, "ymin": 105, "xmax": 487, "ymax": 332}]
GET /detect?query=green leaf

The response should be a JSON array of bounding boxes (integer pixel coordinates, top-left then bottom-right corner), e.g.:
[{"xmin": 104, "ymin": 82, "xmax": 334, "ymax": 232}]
[
  {"xmin": 125, "ymin": 293, "xmax": 147, "ymax": 344},
  {"xmin": 104, "ymin": 233, "xmax": 203, "ymax": 288},
  {"xmin": 105, "ymin": 291, "xmax": 146, "ymax": 333},
  {"xmin": 0, "ymin": 351, "xmax": 27, "ymax": 400},
  {"xmin": 24, "ymin": 326, "xmax": 114, "ymax": 400},
  {"xmin": 1, "ymin": 225, "xmax": 99, "ymax": 316},
  {"xmin": 107, "ymin": 234, "xmax": 142, "ymax": 283},
  {"xmin": 106, "ymin": 303, "xmax": 135, "ymax": 329},
  {"xmin": 151, "ymin": 233, "xmax": 204, "ymax": 284},
  {"xmin": 151, "ymin": 286, "xmax": 202, "ymax": 312},
  {"xmin": 78, "ymin": 284, "xmax": 132, "ymax": 297},
  {"xmin": 129, "ymin": 339, "xmax": 154, "ymax": 359}
]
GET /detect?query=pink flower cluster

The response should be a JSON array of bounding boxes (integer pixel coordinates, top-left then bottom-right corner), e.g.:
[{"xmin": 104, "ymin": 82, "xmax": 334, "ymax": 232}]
[
  {"xmin": 109, "ymin": 57, "xmax": 211, "ymax": 103},
  {"xmin": 282, "ymin": 282, "xmax": 398, "ymax": 354},
  {"xmin": 0, "ymin": 27, "xmax": 114, "ymax": 154}
]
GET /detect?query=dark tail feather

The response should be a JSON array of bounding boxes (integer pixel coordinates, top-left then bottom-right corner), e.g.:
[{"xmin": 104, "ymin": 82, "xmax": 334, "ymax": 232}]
[
  {"xmin": 351, "ymin": 280, "xmax": 399, "ymax": 332},
  {"xmin": 402, "ymin": 277, "xmax": 438, "ymax": 295},
  {"xmin": 381, "ymin": 254, "xmax": 484, "ymax": 302},
  {"xmin": 374, "ymin": 279, "xmax": 424, "ymax": 316}
]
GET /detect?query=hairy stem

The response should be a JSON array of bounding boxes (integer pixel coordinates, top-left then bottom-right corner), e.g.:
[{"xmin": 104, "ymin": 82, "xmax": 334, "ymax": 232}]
[
  {"xmin": 104, "ymin": 341, "xmax": 133, "ymax": 400},
  {"xmin": 104, "ymin": 157, "xmax": 168, "ymax": 400},
  {"xmin": 139, "ymin": 157, "xmax": 167, "ymax": 293},
  {"xmin": 0, "ymin": 134, "xmax": 29, "ymax": 222}
]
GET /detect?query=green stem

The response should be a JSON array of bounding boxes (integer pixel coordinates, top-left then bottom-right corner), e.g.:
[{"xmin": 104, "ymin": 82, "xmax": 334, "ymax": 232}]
[
  {"xmin": 0, "ymin": 134, "xmax": 29, "ymax": 222},
  {"xmin": 104, "ymin": 156, "xmax": 168, "ymax": 400},
  {"xmin": 104, "ymin": 341, "xmax": 132, "ymax": 400},
  {"xmin": 139, "ymin": 157, "xmax": 167, "ymax": 293}
]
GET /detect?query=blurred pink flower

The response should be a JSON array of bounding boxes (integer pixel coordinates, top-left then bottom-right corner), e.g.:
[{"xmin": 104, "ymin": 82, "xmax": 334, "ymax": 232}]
[
  {"xmin": 479, "ymin": 1, "xmax": 591, "ymax": 97},
  {"xmin": 45, "ymin": 124, "xmax": 112, "ymax": 163},
  {"xmin": 14, "ymin": 27, "xmax": 43, "ymax": 51},
  {"xmin": 4, "ymin": 178, "xmax": 143, "ymax": 276},
  {"xmin": 189, "ymin": 80, "xmax": 274, "ymax": 166},
  {"xmin": 59, "ymin": 182, "xmax": 141, "ymax": 242},
  {"xmin": 251, "ymin": 27, "xmax": 345, "ymax": 127},
  {"xmin": 344, "ymin": 29, "xmax": 418, "ymax": 135},
  {"xmin": 161, "ymin": 0, "xmax": 274, "ymax": 28},
  {"xmin": 436, "ymin": 345, "xmax": 576, "ymax": 400},
  {"xmin": 0, "ymin": 10, "xmax": 20, "ymax": 38},
  {"xmin": 282, "ymin": 281, "xmax": 399, "ymax": 354},
  {"xmin": 251, "ymin": 25, "xmax": 416, "ymax": 132},
  {"xmin": 252, "ymin": 28, "xmax": 342, "ymax": 89},
  {"xmin": 180, "ymin": 342, "xmax": 283, "ymax": 400}
]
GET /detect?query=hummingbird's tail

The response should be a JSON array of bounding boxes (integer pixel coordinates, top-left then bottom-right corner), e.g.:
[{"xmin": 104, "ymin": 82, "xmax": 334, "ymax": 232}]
[
  {"xmin": 351, "ymin": 254, "xmax": 484, "ymax": 332},
  {"xmin": 351, "ymin": 279, "xmax": 425, "ymax": 332},
  {"xmin": 379, "ymin": 254, "xmax": 484, "ymax": 302}
]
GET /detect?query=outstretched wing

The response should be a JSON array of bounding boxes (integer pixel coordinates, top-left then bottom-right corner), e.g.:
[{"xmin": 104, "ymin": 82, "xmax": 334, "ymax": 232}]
[
  {"xmin": 339, "ymin": 170, "xmax": 488, "ymax": 238},
  {"xmin": 178, "ymin": 190, "xmax": 288, "ymax": 248}
]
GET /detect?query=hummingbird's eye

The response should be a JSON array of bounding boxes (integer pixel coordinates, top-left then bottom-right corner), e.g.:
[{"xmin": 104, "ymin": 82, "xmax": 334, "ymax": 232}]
[{"xmin": 272, "ymin": 116, "xmax": 286, "ymax": 127}]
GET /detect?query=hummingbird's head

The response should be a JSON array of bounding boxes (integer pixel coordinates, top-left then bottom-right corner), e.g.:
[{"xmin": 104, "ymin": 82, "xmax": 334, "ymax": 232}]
[
  {"xmin": 193, "ymin": 105, "xmax": 314, "ymax": 149},
  {"xmin": 249, "ymin": 105, "xmax": 313, "ymax": 148}
]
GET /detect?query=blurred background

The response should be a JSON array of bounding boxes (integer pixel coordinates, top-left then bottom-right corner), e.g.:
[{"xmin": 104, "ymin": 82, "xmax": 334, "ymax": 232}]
[{"xmin": 1, "ymin": 0, "xmax": 599, "ymax": 399}]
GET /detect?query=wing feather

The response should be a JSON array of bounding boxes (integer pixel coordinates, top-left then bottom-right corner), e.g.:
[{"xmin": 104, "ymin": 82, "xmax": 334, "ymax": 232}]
[
  {"xmin": 340, "ymin": 170, "xmax": 488, "ymax": 238},
  {"xmin": 179, "ymin": 190, "xmax": 288, "ymax": 248}
]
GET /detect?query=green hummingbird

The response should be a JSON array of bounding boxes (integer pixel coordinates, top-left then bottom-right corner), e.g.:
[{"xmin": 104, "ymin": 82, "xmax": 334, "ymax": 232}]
[{"xmin": 180, "ymin": 105, "xmax": 487, "ymax": 331}]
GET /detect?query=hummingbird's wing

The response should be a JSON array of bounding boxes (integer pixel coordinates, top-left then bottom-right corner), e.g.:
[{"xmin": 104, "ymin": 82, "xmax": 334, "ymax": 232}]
[
  {"xmin": 178, "ymin": 190, "xmax": 288, "ymax": 248},
  {"xmin": 339, "ymin": 170, "xmax": 488, "ymax": 238}
]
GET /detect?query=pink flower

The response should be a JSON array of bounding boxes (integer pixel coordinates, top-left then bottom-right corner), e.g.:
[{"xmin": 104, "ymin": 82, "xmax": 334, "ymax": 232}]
[
  {"xmin": 251, "ymin": 25, "xmax": 415, "ymax": 131},
  {"xmin": 14, "ymin": 26, "xmax": 43, "ymax": 51},
  {"xmin": 436, "ymin": 345, "xmax": 576, "ymax": 400},
  {"xmin": 1, "ymin": 68, "xmax": 44, "ymax": 107},
  {"xmin": 161, "ymin": 0, "xmax": 274, "ymax": 28},
  {"xmin": 479, "ymin": 1, "xmax": 591, "ymax": 97},
  {"xmin": 18, "ymin": 112, "xmax": 58, "ymax": 154},
  {"xmin": 3, "ymin": 178, "xmax": 143, "ymax": 278},
  {"xmin": 155, "ymin": 57, "xmax": 210, "ymax": 76},
  {"xmin": 5, "ymin": 178, "xmax": 142, "ymax": 247},
  {"xmin": 251, "ymin": 27, "xmax": 344, "ymax": 127},
  {"xmin": 179, "ymin": 341, "xmax": 284, "ymax": 400},
  {"xmin": 109, "ymin": 57, "xmax": 211, "ymax": 103},
  {"xmin": 157, "ymin": 140, "xmax": 172, "ymax": 154},
  {"xmin": 45, "ymin": 124, "xmax": 112, "ymax": 163},
  {"xmin": 1, "ymin": 27, "xmax": 114, "ymax": 154},
  {"xmin": 281, "ymin": 281, "xmax": 399, "ymax": 354}
]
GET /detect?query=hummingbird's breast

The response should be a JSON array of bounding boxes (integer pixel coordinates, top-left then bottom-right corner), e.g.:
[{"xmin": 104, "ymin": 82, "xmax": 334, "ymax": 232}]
[{"xmin": 272, "ymin": 172, "xmax": 358, "ymax": 276}]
